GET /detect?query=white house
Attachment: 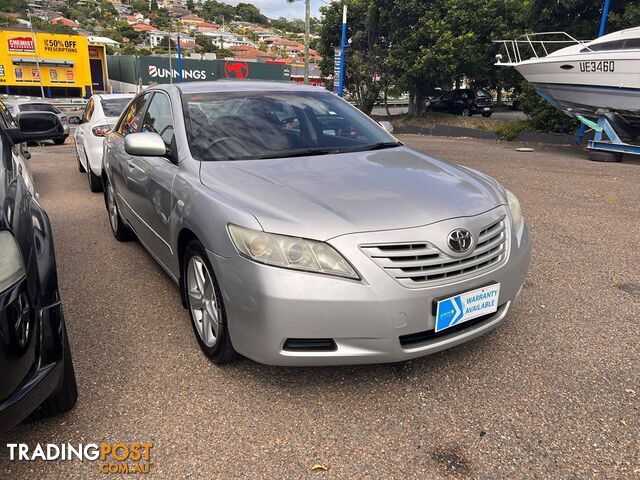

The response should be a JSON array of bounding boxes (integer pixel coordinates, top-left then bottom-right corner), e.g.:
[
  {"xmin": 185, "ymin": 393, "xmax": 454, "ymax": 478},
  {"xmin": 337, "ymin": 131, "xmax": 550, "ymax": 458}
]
[{"xmin": 144, "ymin": 30, "xmax": 170, "ymax": 48}]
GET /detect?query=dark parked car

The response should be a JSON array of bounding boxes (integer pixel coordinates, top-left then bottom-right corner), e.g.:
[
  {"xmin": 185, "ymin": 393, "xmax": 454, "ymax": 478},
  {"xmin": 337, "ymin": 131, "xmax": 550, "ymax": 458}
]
[
  {"xmin": 0, "ymin": 100, "xmax": 77, "ymax": 434},
  {"xmin": 426, "ymin": 88, "xmax": 494, "ymax": 117}
]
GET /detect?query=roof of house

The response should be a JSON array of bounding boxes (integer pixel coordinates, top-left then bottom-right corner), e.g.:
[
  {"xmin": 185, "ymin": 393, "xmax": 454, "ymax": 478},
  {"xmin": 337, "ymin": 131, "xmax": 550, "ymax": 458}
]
[
  {"xmin": 132, "ymin": 23, "xmax": 156, "ymax": 32},
  {"xmin": 228, "ymin": 45, "xmax": 274, "ymax": 59},
  {"xmin": 179, "ymin": 14, "xmax": 205, "ymax": 22},
  {"xmin": 50, "ymin": 17, "xmax": 79, "ymax": 28}
]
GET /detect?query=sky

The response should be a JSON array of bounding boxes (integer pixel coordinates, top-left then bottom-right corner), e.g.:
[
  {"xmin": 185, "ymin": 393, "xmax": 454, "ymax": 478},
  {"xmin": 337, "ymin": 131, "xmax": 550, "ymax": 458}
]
[{"xmin": 220, "ymin": 1, "xmax": 324, "ymax": 20}]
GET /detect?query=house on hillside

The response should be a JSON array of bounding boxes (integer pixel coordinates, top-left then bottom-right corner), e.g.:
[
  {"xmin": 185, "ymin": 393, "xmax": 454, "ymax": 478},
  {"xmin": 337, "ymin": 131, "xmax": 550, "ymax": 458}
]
[
  {"xmin": 50, "ymin": 16, "xmax": 80, "ymax": 30},
  {"xmin": 228, "ymin": 45, "xmax": 277, "ymax": 63}
]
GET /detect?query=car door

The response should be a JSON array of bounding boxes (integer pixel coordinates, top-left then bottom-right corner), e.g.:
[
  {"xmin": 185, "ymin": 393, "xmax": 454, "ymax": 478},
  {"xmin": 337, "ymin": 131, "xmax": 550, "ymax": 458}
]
[
  {"xmin": 75, "ymin": 98, "xmax": 94, "ymax": 167},
  {"xmin": 124, "ymin": 91, "xmax": 178, "ymax": 268},
  {"xmin": 434, "ymin": 91, "xmax": 454, "ymax": 112},
  {"xmin": 108, "ymin": 92, "xmax": 152, "ymax": 232}
]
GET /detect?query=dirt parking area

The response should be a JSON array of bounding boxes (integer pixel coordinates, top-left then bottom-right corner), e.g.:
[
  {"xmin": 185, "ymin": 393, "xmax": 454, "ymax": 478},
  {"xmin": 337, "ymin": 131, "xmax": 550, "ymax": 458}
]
[{"xmin": 1, "ymin": 136, "xmax": 638, "ymax": 478}]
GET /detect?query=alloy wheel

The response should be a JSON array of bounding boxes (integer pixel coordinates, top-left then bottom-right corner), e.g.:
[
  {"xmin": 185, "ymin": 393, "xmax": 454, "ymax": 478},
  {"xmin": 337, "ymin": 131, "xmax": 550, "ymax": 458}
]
[{"xmin": 187, "ymin": 256, "xmax": 221, "ymax": 348}]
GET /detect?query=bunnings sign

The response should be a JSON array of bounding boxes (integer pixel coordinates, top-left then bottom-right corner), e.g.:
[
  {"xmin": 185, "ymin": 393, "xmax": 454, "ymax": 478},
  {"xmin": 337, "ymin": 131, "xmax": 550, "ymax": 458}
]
[
  {"xmin": 108, "ymin": 56, "xmax": 289, "ymax": 86},
  {"xmin": 138, "ymin": 57, "xmax": 217, "ymax": 84}
]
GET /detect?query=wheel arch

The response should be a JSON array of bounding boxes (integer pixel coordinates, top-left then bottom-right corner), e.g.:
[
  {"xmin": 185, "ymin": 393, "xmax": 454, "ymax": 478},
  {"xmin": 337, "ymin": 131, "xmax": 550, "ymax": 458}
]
[{"xmin": 177, "ymin": 227, "xmax": 200, "ymax": 308}]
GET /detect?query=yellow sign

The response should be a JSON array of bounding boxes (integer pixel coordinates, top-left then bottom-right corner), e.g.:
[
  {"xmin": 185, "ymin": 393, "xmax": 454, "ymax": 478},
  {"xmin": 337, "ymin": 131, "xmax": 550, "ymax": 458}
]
[{"xmin": 0, "ymin": 30, "xmax": 93, "ymax": 93}]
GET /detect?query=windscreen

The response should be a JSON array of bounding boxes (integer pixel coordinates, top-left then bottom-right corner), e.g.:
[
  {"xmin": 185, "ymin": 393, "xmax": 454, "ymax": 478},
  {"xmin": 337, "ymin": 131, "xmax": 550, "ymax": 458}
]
[
  {"xmin": 102, "ymin": 98, "xmax": 132, "ymax": 117},
  {"xmin": 182, "ymin": 90, "xmax": 397, "ymax": 161},
  {"xmin": 474, "ymin": 89, "xmax": 492, "ymax": 98},
  {"xmin": 19, "ymin": 103, "xmax": 60, "ymax": 113}
]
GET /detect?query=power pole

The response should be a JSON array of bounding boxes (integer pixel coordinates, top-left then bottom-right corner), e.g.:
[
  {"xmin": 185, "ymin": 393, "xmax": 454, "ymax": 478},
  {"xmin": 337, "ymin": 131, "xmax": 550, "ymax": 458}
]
[
  {"xmin": 304, "ymin": 0, "xmax": 310, "ymax": 85},
  {"xmin": 26, "ymin": 6, "xmax": 45, "ymax": 98}
]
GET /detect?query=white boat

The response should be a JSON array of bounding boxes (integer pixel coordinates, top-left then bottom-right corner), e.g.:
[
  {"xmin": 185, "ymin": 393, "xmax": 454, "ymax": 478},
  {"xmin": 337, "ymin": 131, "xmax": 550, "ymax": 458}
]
[{"xmin": 495, "ymin": 27, "xmax": 640, "ymax": 126}]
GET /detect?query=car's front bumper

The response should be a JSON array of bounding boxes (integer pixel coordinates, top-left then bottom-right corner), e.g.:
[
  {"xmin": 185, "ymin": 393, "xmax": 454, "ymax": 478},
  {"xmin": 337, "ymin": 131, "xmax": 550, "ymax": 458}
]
[
  {"xmin": 210, "ymin": 208, "xmax": 531, "ymax": 366},
  {"xmin": 0, "ymin": 300, "xmax": 65, "ymax": 433}
]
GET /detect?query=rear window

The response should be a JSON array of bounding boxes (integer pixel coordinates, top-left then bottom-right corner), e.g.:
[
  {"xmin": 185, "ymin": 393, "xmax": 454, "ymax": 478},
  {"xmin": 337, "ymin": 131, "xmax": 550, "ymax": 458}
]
[
  {"xmin": 474, "ymin": 89, "xmax": 492, "ymax": 98},
  {"xmin": 102, "ymin": 98, "xmax": 132, "ymax": 117},
  {"xmin": 19, "ymin": 103, "xmax": 60, "ymax": 113}
]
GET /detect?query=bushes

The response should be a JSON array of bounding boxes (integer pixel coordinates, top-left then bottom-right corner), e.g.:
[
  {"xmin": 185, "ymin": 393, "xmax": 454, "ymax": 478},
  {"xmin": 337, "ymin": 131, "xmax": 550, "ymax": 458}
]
[
  {"xmin": 495, "ymin": 121, "xmax": 531, "ymax": 140},
  {"xmin": 518, "ymin": 82, "xmax": 578, "ymax": 134}
]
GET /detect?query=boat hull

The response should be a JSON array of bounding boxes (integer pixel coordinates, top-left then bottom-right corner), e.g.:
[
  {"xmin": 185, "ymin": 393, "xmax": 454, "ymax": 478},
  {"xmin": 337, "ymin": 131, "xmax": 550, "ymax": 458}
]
[{"xmin": 529, "ymin": 81, "xmax": 640, "ymax": 121}]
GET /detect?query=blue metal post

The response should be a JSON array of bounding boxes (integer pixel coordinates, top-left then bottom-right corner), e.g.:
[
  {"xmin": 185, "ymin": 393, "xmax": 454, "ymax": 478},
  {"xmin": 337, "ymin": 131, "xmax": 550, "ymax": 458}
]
[
  {"xmin": 599, "ymin": 0, "xmax": 612, "ymax": 36},
  {"xmin": 176, "ymin": 34, "xmax": 183, "ymax": 82},
  {"xmin": 575, "ymin": 0, "xmax": 612, "ymax": 144},
  {"xmin": 338, "ymin": 4, "xmax": 347, "ymax": 97}
]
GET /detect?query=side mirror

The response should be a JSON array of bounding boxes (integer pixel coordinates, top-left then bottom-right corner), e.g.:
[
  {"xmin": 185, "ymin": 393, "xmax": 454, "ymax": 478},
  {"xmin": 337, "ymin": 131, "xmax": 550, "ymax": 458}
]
[
  {"xmin": 379, "ymin": 120, "xmax": 394, "ymax": 134},
  {"xmin": 68, "ymin": 116, "xmax": 82, "ymax": 125},
  {"xmin": 124, "ymin": 132, "xmax": 167, "ymax": 156},
  {"xmin": 8, "ymin": 112, "xmax": 64, "ymax": 144}
]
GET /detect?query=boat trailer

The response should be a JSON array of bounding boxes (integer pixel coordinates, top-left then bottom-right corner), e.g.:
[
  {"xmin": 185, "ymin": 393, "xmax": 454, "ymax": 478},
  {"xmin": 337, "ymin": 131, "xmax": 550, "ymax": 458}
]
[{"xmin": 574, "ymin": 111, "xmax": 640, "ymax": 161}]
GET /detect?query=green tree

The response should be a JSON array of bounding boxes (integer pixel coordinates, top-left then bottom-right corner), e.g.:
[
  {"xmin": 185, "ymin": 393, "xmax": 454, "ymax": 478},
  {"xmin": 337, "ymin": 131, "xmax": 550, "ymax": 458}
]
[
  {"xmin": 318, "ymin": 0, "xmax": 391, "ymax": 114},
  {"xmin": 235, "ymin": 3, "xmax": 267, "ymax": 24},
  {"xmin": 131, "ymin": 0, "xmax": 150, "ymax": 14},
  {"xmin": 201, "ymin": 0, "xmax": 236, "ymax": 23}
]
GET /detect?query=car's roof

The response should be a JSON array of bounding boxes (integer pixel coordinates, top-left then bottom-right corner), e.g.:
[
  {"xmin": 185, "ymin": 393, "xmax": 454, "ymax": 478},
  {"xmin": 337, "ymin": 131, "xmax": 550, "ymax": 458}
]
[
  {"xmin": 96, "ymin": 93, "xmax": 135, "ymax": 100},
  {"xmin": 173, "ymin": 81, "xmax": 325, "ymax": 95},
  {"xmin": 4, "ymin": 98, "xmax": 53, "ymax": 105}
]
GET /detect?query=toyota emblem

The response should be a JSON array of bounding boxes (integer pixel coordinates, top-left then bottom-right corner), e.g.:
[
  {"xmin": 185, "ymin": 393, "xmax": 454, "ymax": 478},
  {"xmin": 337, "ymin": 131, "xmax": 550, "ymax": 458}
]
[{"xmin": 447, "ymin": 229, "xmax": 473, "ymax": 253}]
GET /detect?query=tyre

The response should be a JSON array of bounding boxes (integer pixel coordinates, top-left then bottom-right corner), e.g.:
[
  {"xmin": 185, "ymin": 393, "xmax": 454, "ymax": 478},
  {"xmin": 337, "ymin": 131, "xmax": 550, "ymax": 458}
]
[
  {"xmin": 183, "ymin": 240, "xmax": 237, "ymax": 364},
  {"xmin": 87, "ymin": 166, "xmax": 103, "ymax": 193},
  {"xmin": 75, "ymin": 146, "xmax": 86, "ymax": 173},
  {"xmin": 482, "ymin": 112, "xmax": 492, "ymax": 118},
  {"xmin": 105, "ymin": 177, "xmax": 134, "ymax": 241},
  {"xmin": 461, "ymin": 108, "xmax": 471, "ymax": 117},
  {"xmin": 53, "ymin": 137, "xmax": 66, "ymax": 145},
  {"xmin": 30, "ymin": 323, "xmax": 77, "ymax": 420},
  {"xmin": 587, "ymin": 150, "xmax": 623, "ymax": 162}
]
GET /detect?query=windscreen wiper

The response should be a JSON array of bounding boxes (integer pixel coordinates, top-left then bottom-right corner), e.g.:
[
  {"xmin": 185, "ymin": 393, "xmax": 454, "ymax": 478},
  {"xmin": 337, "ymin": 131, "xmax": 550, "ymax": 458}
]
[
  {"xmin": 348, "ymin": 141, "xmax": 403, "ymax": 152},
  {"xmin": 255, "ymin": 148, "xmax": 339, "ymax": 160}
]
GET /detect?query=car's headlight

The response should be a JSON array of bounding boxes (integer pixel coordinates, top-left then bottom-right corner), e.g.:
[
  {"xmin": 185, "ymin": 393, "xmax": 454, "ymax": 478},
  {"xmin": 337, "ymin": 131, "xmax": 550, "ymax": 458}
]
[
  {"xmin": 0, "ymin": 231, "xmax": 26, "ymax": 292},
  {"xmin": 228, "ymin": 224, "xmax": 359, "ymax": 279},
  {"xmin": 506, "ymin": 190, "xmax": 523, "ymax": 232}
]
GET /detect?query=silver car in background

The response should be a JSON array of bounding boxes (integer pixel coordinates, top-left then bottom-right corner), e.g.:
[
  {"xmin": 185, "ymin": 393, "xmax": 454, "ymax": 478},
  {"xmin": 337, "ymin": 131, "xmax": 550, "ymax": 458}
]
[{"xmin": 102, "ymin": 82, "xmax": 531, "ymax": 366}]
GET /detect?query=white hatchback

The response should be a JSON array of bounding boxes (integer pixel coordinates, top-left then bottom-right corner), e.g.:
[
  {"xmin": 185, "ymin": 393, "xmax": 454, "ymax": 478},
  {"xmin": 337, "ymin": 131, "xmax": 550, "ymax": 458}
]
[{"xmin": 72, "ymin": 94, "xmax": 134, "ymax": 192}]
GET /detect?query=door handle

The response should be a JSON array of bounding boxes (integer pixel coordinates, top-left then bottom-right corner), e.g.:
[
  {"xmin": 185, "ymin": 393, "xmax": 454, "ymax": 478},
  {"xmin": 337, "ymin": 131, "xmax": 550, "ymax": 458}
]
[{"xmin": 127, "ymin": 160, "xmax": 145, "ymax": 173}]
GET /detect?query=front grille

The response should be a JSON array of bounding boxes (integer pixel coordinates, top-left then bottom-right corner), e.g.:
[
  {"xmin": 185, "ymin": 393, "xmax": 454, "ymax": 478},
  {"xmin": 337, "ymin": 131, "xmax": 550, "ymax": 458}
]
[
  {"xmin": 360, "ymin": 217, "xmax": 508, "ymax": 288},
  {"xmin": 283, "ymin": 338, "xmax": 337, "ymax": 352}
]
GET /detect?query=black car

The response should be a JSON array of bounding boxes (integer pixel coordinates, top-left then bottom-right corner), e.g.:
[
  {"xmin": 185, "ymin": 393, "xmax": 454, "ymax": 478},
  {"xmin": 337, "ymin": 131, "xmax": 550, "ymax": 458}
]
[
  {"xmin": 0, "ymin": 100, "xmax": 77, "ymax": 435},
  {"xmin": 426, "ymin": 88, "xmax": 494, "ymax": 117}
]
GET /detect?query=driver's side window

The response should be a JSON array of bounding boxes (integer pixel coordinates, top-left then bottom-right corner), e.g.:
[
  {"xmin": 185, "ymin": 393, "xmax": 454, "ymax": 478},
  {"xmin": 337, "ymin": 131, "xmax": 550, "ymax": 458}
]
[
  {"xmin": 116, "ymin": 93, "xmax": 151, "ymax": 136},
  {"xmin": 141, "ymin": 93, "xmax": 174, "ymax": 147}
]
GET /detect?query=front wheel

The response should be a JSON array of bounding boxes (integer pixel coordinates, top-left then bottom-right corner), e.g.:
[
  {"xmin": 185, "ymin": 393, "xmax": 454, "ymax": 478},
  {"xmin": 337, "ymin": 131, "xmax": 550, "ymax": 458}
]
[
  {"xmin": 75, "ymin": 146, "xmax": 86, "ymax": 173},
  {"xmin": 482, "ymin": 112, "xmax": 492, "ymax": 118},
  {"xmin": 87, "ymin": 166, "xmax": 103, "ymax": 193},
  {"xmin": 105, "ymin": 177, "xmax": 134, "ymax": 241},
  {"xmin": 184, "ymin": 241, "xmax": 237, "ymax": 364},
  {"xmin": 53, "ymin": 137, "xmax": 66, "ymax": 145}
]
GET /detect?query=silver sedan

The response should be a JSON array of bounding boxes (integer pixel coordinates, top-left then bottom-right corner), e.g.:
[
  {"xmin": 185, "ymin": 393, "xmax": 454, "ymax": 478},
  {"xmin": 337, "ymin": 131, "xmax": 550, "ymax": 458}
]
[{"xmin": 102, "ymin": 81, "xmax": 531, "ymax": 366}]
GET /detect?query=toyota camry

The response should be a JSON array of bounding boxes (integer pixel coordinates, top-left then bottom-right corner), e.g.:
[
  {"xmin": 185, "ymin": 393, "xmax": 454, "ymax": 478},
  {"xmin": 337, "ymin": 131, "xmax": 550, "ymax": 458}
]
[{"xmin": 101, "ymin": 81, "xmax": 531, "ymax": 366}]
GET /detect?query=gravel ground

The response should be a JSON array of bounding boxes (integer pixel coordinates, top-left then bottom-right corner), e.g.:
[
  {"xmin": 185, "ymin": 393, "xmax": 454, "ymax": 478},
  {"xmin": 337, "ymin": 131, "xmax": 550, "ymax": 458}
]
[{"xmin": 1, "ymin": 136, "xmax": 638, "ymax": 479}]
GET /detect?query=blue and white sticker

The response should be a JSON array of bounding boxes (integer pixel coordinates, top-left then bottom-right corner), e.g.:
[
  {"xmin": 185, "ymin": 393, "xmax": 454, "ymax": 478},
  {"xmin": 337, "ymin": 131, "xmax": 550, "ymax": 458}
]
[{"xmin": 435, "ymin": 284, "xmax": 501, "ymax": 333}]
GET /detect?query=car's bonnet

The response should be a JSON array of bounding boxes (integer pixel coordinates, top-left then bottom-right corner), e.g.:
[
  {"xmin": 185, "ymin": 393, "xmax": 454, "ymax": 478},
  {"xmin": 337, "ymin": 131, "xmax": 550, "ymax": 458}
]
[{"xmin": 199, "ymin": 147, "xmax": 504, "ymax": 240}]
